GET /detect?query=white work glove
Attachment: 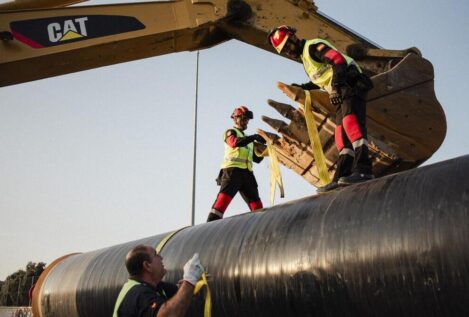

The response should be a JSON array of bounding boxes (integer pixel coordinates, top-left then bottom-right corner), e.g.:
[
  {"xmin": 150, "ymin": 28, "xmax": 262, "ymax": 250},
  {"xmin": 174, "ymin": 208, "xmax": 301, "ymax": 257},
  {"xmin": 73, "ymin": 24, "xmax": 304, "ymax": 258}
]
[{"xmin": 183, "ymin": 253, "xmax": 204, "ymax": 286}]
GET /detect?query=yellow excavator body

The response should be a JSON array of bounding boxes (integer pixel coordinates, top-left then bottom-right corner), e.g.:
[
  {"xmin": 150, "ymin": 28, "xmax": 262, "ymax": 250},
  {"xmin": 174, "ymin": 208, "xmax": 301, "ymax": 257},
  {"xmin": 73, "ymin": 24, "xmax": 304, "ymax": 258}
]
[{"xmin": 0, "ymin": 0, "xmax": 446, "ymax": 187}]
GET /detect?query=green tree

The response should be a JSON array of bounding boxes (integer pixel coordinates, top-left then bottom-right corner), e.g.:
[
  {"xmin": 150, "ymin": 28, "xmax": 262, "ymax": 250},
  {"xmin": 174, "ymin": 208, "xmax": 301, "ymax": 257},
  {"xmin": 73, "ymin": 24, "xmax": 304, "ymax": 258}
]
[{"xmin": 0, "ymin": 262, "xmax": 45, "ymax": 306}]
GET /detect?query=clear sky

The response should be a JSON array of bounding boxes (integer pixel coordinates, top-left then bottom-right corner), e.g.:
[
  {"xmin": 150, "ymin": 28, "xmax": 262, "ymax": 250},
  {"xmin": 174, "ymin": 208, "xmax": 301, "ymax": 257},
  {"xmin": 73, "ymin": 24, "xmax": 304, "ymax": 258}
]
[{"xmin": 1, "ymin": 0, "xmax": 468, "ymax": 280}]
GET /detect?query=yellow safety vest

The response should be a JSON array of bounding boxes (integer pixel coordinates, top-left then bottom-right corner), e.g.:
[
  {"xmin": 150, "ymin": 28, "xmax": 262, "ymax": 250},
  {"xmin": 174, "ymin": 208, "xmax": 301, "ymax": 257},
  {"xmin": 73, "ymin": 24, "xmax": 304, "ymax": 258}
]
[
  {"xmin": 301, "ymin": 38, "xmax": 360, "ymax": 93},
  {"xmin": 112, "ymin": 279, "xmax": 141, "ymax": 317},
  {"xmin": 112, "ymin": 279, "xmax": 168, "ymax": 317},
  {"xmin": 221, "ymin": 127, "xmax": 253, "ymax": 171}
]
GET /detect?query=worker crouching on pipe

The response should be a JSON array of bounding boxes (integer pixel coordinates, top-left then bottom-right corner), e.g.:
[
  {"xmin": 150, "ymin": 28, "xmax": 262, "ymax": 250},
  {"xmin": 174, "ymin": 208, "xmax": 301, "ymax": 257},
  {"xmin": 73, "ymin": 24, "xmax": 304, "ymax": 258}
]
[
  {"xmin": 268, "ymin": 26, "xmax": 374, "ymax": 192},
  {"xmin": 207, "ymin": 106, "xmax": 266, "ymax": 222}
]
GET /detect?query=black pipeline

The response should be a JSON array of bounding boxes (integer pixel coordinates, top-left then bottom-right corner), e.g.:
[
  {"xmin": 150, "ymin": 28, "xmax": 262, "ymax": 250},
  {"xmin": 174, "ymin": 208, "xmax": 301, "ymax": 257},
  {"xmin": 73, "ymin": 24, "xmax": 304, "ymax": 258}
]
[{"xmin": 33, "ymin": 155, "xmax": 469, "ymax": 317}]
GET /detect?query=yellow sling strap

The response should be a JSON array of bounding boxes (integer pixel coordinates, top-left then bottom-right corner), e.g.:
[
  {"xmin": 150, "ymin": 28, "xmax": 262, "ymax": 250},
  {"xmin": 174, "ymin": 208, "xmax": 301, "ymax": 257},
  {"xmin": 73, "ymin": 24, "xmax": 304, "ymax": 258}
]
[
  {"xmin": 303, "ymin": 90, "xmax": 331, "ymax": 186},
  {"xmin": 193, "ymin": 272, "xmax": 212, "ymax": 317},
  {"xmin": 155, "ymin": 229, "xmax": 186, "ymax": 254},
  {"xmin": 267, "ymin": 142, "xmax": 284, "ymax": 205},
  {"xmin": 155, "ymin": 229, "xmax": 211, "ymax": 317}
]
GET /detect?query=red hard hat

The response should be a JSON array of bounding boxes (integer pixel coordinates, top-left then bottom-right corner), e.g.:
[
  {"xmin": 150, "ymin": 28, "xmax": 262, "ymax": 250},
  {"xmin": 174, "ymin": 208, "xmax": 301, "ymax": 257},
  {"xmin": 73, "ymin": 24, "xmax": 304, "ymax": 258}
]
[
  {"xmin": 268, "ymin": 25, "xmax": 296, "ymax": 54},
  {"xmin": 231, "ymin": 106, "xmax": 253, "ymax": 119}
]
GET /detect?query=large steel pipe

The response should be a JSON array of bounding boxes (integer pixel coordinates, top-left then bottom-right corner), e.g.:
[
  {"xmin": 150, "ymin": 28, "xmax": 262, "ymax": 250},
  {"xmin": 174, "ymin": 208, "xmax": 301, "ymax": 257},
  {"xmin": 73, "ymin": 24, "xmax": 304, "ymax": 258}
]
[{"xmin": 33, "ymin": 155, "xmax": 469, "ymax": 317}]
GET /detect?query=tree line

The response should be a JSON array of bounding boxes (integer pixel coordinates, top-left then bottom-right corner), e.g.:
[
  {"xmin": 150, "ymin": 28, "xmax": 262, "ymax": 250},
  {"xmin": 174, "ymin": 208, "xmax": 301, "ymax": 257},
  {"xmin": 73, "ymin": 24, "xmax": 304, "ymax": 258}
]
[{"xmin": 0, "ymin": 262, "xmax": 45, "ymax": 306}]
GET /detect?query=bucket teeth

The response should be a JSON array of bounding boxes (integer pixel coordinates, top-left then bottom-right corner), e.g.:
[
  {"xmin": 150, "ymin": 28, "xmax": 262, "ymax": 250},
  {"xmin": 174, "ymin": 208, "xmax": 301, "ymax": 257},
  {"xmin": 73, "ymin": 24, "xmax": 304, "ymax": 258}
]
[
  {"xmin": 267, "ymin": 99, "xmax": 297, "ymax": 120},
  {"xmin": 267, "ymin": 99, "xmax": 308, "ymax": 124},
  {"xmin": 276, "ymin": 81, "xmax": 306, "ymax": 104},
  {"xmin": 257, "ymin": 128, "xmax": 327, "ymax": 186},
  {"xmin": 261, "ymin": 116, "xmax": 288, "ymax": 133},
  {"xmin": 258, "ymin": 82, "xmax": 336, "ymax": 187},
  {"xmin": 265, "ymin": 116, "xmax": 301, "ymax": 141},
  {"xmin": 257, "ymin": 129, "xmax": 279, "ymax": 142}
]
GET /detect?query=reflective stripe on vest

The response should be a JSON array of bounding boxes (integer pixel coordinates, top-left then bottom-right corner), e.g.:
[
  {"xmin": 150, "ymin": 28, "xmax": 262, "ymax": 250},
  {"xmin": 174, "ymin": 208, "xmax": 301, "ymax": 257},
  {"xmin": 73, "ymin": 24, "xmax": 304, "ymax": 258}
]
[
  {"xmin": 113, "ymin": 279, "xmax": 168, "ymax": 317},
  {"xmin": 112, "ymin": 279, "xmax": 141, "ymax": 317},
  {"xmin": 221, "ymin": 128, "xmax": 253, "ymax": 171},
  {"xmin": 301, "ymin": 38, "xmax": 360, "ymax": 93}
]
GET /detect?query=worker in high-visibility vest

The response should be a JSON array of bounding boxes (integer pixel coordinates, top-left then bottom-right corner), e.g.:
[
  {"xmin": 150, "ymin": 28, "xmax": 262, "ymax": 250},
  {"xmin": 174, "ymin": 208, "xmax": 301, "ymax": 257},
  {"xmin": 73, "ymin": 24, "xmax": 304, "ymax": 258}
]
[
  {"xmin": 268, "ymin": 26, "xmax": 374, "ymax": 192},
  {"xmin": 207, "ymin": 106, "xmax": 266, "ymax": 222},
  {"xmin": 113, "ymin": 245, "xmax": 204, "ymax": 317}
]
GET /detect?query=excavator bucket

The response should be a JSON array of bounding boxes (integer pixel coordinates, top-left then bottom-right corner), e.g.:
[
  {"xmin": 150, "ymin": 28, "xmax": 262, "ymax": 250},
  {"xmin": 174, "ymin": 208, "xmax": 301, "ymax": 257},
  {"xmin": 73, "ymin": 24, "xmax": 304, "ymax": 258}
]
[{"xmin": 258, "ymin": 53, "xmax": 446, "ymax": 187}]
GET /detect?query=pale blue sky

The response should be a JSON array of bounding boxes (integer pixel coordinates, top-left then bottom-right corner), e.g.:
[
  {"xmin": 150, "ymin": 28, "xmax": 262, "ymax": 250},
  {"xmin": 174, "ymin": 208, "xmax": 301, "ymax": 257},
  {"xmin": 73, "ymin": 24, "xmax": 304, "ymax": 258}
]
[{"xmin": 1, "ymin": 0, "xmax": 468, "ymax": 280}]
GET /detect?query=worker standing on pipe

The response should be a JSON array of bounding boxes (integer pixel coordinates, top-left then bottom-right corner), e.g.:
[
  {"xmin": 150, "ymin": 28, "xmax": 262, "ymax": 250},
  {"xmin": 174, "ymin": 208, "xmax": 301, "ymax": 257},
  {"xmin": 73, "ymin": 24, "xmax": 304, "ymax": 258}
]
[
  {"xmin": 268, "ymin": 26, "xmax": 374, "ymax": 192},
  {"xmin": 113, "ymin": 245, "xmax": 204, "ymax": 317},
  {"xmin": 207, "ymin": 106, "xmax": 266, "ymax": 222}
]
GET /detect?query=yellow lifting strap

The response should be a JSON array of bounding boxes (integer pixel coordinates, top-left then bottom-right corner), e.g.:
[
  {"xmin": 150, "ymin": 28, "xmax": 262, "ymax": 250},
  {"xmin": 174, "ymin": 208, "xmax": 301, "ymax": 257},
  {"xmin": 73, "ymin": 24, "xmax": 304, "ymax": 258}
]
[
  {"xmin": 267, "ymin": 141, "xmax": 284, "ymax": 205},
  {"xmin": 155, "ymin": 229, "xmax": 212, "ymax": 317},
  {"xmin": 302, "ymin": 90, "xmax": 331, "ymax": 186},
  {"xmin": 155, "ymin": 228, "xmax": 187, "ymax": 253},
  {"xmin": 193, "ymin": 272, "xmax": 212, "ymax": 317}
]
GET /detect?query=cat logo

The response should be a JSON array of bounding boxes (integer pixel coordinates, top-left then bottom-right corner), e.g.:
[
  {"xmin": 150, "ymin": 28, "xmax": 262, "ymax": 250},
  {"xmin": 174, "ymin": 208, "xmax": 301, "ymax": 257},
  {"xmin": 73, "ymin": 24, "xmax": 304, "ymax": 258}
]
[
  {"xmin": 11, "ymin": 15, "xmax": 145, "ymax": 48},
  {"xmin": 47, "ymin": 17, "xmax": 88, "ymax": 43}
]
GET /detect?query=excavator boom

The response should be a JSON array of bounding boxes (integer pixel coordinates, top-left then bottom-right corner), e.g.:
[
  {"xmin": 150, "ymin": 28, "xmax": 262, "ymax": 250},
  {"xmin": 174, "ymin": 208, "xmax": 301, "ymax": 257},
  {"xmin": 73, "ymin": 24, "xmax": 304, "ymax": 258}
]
[
  {"xmin": 0, "ymin": 0, "xmax": 446, "ymax": 186},
  {"xmin": 0, "ymin": 0, "xmax": 412, "ymax": 86}
]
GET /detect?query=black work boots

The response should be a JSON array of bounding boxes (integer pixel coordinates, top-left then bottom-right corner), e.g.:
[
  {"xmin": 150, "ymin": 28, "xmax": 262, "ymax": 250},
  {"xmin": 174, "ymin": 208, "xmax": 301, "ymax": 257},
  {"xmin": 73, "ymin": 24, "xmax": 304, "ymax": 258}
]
[
  {"xmin": 317, "ymin": 173, "xmax": 375, "ymax": 193},
  {"xmin": 316, "ymin": 181, "xmax": 339, "ymax": 193},
  {"xmin": 338, "ymin": 172, "xmax": 374, "ymax": 185}
]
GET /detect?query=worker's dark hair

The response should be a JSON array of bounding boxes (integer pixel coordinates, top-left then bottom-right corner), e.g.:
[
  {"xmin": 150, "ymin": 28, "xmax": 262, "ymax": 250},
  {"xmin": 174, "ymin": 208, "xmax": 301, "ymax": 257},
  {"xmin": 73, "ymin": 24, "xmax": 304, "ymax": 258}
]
[{"xmin": 125, "ymin": 244, "xmax": 152, "ymax": 277}]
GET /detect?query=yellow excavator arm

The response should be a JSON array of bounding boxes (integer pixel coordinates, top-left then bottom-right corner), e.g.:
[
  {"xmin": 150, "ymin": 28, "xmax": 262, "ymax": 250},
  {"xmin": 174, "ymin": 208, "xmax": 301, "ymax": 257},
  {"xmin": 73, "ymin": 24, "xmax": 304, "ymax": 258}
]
[
  {"xmin": 0, "ymin": 0, "xmax": 415, "ymax": 86},
  {"xmin": 0, "ymin": 0, "xmax": 446, "ymax": 187}
]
